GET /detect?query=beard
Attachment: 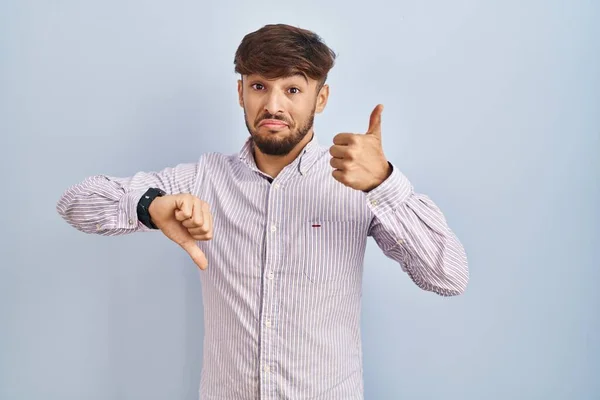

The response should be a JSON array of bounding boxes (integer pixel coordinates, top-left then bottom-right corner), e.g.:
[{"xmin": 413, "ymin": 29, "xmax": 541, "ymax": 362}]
[{"xmin": 244, "ymin": 108, "xmax": 315, "ymax": 156}]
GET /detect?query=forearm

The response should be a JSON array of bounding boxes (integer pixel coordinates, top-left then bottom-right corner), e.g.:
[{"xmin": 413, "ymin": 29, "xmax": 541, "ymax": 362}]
[
  {"xmin": 56, "ymin": 162, "xmax": 201, "ymax": 235},
  {"xmin": 56, "ymin": 175, "xmax": 149, "ymax": 235},
  {"xmin": 367, "ymin": 164, "xmax": 469, "ymax": 296}
]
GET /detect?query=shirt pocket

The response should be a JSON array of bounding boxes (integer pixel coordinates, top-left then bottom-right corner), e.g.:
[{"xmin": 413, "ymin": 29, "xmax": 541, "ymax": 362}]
[{"xmin": 296, "ymin": 220, "xmax": 368, "ymax": 284}]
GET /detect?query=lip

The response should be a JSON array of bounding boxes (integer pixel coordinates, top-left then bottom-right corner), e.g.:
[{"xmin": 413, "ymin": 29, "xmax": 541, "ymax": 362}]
[{"xmin": 259, "ymin": 119, "xmax": 288, "ymax": 127}]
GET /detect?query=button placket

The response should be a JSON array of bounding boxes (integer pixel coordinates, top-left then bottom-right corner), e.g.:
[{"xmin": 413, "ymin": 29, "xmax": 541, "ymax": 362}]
[{"xmin": 260, "ymin": 178, "xmax": 286, "ymax": 398}]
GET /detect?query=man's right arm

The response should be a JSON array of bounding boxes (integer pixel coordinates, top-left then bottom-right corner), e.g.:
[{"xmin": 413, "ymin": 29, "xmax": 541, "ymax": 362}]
[{"xmin": 56, "ymin": 161, "xmax": 202, "ymax": 236}]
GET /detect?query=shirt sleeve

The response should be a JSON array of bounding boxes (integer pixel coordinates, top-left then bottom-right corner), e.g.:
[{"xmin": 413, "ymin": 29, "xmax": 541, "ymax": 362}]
[
  {"xmin": 366, "ymin": 163, "xmax": 469, "ymax": 296},
  {"xmin": 56, "ymin": 160, "xmax": 203, "ymax": 236}
]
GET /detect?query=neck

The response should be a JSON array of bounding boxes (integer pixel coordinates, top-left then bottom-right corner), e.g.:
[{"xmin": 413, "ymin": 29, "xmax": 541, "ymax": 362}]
[{"xmin": 253, "ymin": 130, "xmax": 314, "ymax": 179}]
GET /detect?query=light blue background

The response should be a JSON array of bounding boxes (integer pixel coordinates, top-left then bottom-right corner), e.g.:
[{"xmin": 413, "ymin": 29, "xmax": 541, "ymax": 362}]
[{"xmin": 1, "ymin": 1, "xmax": 598, "ymax": 399}]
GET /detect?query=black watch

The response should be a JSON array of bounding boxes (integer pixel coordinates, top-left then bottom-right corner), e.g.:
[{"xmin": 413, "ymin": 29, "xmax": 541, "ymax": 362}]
[{"xmin": 137, "ymin": 187, "xmax": 166, "ymax": 229}]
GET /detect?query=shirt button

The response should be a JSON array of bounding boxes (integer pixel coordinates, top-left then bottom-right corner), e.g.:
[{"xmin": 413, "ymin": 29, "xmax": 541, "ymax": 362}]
[
  {"xmin": 274, "ymin": 183, "xmax": 280, "ymax": 189},
  {"xmin": 270, "ymin": 225, "xmax": 277, "ymax": 232},
  {"xmin": 371, "ymin": 199, "xmax": 378, "ymax": 206},
  {"xmin": 128, "ymin": 219, "xmax": 134, "ymax": 225},
  {"xmin": 397, "ymin": 238, "xmax": 404, "ymax": 245},
  {"xmin": 265, "ymin": 319, "xmax": 272, "ymax": 328},
  {"xmin": 96, "ymin": 224, "xmax": 101, "ymax": 231},
  {"xmin": 264, "ymin": 365, "xmax": 270, "ymax": 373},
  {"xmin": 267, "ymin": 272, "xmax": 274, "ymax": 280}
]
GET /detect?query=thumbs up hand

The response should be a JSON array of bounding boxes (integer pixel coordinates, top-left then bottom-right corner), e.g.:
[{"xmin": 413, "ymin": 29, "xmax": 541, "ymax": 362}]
[{"xmin": 330, "ymin": 104, "xmax": 392, "ymax": 192}]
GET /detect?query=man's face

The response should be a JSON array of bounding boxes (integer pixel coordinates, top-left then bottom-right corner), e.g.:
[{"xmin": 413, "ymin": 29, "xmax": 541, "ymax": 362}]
[{"xmin": 238, "ymin": 73, "xmax": 329, "ymax": 156}]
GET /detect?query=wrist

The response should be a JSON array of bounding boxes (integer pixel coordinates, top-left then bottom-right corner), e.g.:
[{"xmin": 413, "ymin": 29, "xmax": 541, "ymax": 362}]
[
  {"xmin": 366, "ymin": 161, "xmax": 393, "ymax": 192},
  {"xmin": 137, "ymin": 188, "xmax": 166, "ymax": 229},
  {"xmin": 148, "ymin": 199, "xmax": 159, "ymax": 225}
]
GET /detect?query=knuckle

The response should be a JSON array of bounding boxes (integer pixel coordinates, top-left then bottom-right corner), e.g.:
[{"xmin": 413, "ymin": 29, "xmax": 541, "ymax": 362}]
[
  {"xmin": 197, "ymin": 198, "xmax": 210, "ymax": 212},
  {"xmin": 179, "ymin": 193, "xmax": 191, "ymax": 203}
]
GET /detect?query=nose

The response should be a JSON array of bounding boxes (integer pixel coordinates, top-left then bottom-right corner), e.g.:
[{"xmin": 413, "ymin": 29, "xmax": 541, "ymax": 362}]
[{"xmin": 264, "ymin": 90, "xmax": 285, "ymax": 116}]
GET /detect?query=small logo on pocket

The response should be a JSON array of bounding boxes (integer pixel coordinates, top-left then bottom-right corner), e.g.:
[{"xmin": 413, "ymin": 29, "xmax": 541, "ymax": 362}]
[{"xmin": 311, "ymin": 224, "xmax": 321, "ymax": 228}]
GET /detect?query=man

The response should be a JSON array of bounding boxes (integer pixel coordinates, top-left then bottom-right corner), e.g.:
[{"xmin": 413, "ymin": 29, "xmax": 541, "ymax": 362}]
[{"xmin": 57, "ymin": 23, "xmax": 468, "ymax": 399}]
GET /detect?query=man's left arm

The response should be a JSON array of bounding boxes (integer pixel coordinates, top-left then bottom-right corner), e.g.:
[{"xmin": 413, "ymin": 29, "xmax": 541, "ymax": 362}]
[
  {"xmin": 329, "ymin": 104, "xmax": 468, "ymax": 296},
  {"xmin": 365, "ymin": 163, "xmax": 469, "ymax": 296}
]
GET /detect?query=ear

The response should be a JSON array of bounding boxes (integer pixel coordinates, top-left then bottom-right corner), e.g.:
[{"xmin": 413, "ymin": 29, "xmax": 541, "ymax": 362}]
[
  {"xmin": 237, "ymin": 79, "xmax": 244, "ymax": 108},
  {"xmin": 315, "ymin": 84, "xmax": 329, "ymax": 114}
]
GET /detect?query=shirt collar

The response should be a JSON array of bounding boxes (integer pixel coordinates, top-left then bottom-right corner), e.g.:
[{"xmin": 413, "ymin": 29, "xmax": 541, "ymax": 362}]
[{"xmin": 238, "ymin": 133, "xmax": 323, "ymax": 177}]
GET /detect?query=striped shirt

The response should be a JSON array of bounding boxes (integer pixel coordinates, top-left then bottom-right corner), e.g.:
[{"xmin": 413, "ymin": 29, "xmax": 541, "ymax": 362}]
[{"xmin": 56, "ymin": 134, "xmax": 468, "ymax": 399}]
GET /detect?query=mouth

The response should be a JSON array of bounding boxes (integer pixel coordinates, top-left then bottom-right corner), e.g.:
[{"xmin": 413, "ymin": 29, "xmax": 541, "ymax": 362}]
[{"xmin": 259, "ymin": 119, "xmax": 289, "ymax": 129}]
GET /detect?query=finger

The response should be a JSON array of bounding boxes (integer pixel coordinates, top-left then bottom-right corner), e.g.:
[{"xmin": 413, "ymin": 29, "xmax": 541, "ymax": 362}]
[
  {"xmin": 180, "ymin": 239, "xmax": 209, "ymax": 270},
  {"xmin": 190, "ymin": 234, "xmax": 212, "ymax": 241},
  {"xmin": 174, "ymin": 209, "xmax": 185, "ymax": 221},
  {"xmin": 188, "ymin": 222, "xmax": 213, "ymax": 240},
  {"xmin": 187, "ymin": 225, "xmax": 208, "ymax": 235},
  {"xmin": 332, "ymin": 169, "xmax": 348, "ymax": 185},
  {"xmin": 175, "ymin": 196, "xmax": 193, "ymax": 221},
  {"xmin": 181, "ymin": 212, "xmax": 203, "ymax": 229},
  {"xmin": 330, "ymin": 157, "xmax": 347, "ymax": 170},
  {"xmin": 197, "ymin": 201, "xmax": 211, "ymax": 234},
  {"xmin": 188, "ymin": 228, "xmax": 212, "ymax": 240},
  {"xmin": 181, "ymin": 200, "xmax": 204, "ymax": 228},
  {"xmin": 329, "ymin": 145, "xmax": 348, "ymax": 159},
  {"xmin": 181, "ymin": 218, "xmax": 196, "ymax": 229},
  {"xmin": 192, "ymin": 199, "xmax": 205, "ymax": 226},
  {"xmin": 333, "ymin": 133, "xmax": 355, "ymax": 146},
  {"xmin": 203, "ymin": 209, "xmax": 213, "ymax": 239},
  {"xmin": 366, "ymin": 104, "xmax": 384, "ymax": 137},
  {"xmin": 189, "ymin": 233, "xmax": 212, "ymax": 241},
  {"xmin": 201, "ymin": 201, "xmax": 210, "ymax": 214},
  {"xmin": 188, "ymin": 209, "xmax": 213, "ymax": 240}
]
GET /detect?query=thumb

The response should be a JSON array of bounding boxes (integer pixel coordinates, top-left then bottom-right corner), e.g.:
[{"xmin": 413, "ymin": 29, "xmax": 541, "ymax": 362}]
[
  {"xmin": 180, "ymin": 239, "xmax": 209, "ymax": 270},
  {"xmin": 366, "ymin": 104, "xmax": 384, "ymax": 137}
]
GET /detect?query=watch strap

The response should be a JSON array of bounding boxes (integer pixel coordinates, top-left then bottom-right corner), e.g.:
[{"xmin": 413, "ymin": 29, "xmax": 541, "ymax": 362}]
[{"xmin": 137, "ymin": 187, "xmax": 166, "ymax": 229}]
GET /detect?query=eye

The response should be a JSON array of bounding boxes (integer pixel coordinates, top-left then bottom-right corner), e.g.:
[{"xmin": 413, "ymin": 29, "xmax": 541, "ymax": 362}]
[
  {"xmin": 289, "ymin": 87, "xmax": 300, "ymax": 94},
  {"xmin": 251, "ymin": 83, "xmax": 265, "ymax": 90}
]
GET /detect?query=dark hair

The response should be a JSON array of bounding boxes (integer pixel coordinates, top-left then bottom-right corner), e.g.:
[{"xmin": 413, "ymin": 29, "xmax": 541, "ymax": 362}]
[{"xmin": 234, "ymin": 24, "xmax": 337, "ymax": 88}]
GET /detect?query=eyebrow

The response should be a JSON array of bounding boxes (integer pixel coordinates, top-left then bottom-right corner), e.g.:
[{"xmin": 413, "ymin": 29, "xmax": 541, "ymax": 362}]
[
  {"xmin": 248, "ymin": 72, "xmax": 308, "ymax": 86},
  {"xmin": 290, "ymin": 72, "xmax": 309, "ymax": 85}
]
